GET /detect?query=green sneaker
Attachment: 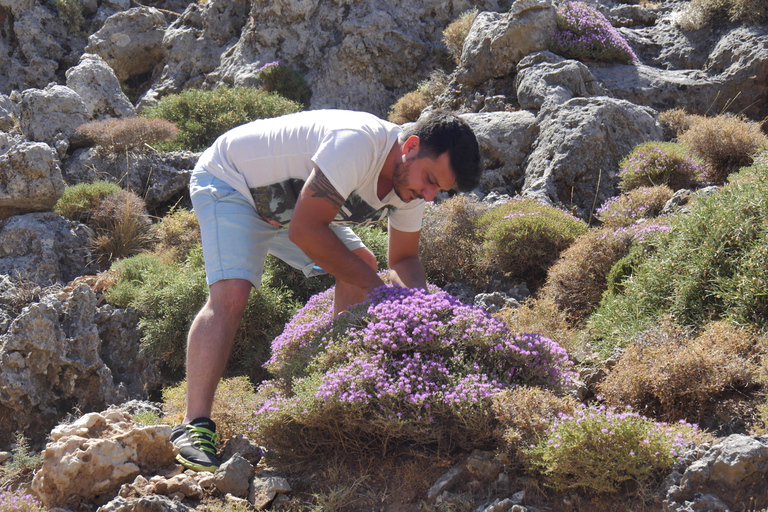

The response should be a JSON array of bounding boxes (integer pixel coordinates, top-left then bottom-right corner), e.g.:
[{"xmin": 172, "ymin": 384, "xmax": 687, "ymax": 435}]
[{"xmin": 170, "ymin": 417, "xmax": 220, "ymax": 472}]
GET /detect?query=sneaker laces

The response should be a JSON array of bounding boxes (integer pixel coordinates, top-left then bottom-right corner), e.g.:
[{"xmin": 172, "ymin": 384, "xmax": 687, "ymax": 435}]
[{"xmin": 185, "ymin": 424, "xmax": 218, "ymax": 455}]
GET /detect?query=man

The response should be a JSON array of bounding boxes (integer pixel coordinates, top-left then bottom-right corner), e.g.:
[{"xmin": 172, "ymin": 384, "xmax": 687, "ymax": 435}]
[{"xmin": 170, "ymin": 108, "xmax": 481, "ymax": 471}]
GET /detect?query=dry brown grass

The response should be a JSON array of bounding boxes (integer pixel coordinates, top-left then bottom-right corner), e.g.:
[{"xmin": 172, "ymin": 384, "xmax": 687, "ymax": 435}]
[
  {"xmin": 598, "ymin": 319, "xmax": 765, "ymax": 425},
  {"xmin": 680, "ymin": 113, "xmax": 768, "ymax": 185},
  {"xmin": 89, "ymin": 189, "xmax": 155, "ymax": 269},
  {"xmin": 539, "ymin": 226, "xmax": 636, "ymax": 324},
  {"xmin": 492, "ymin": 386, "xmax": 578, "ymax": 464},
  {"xmin": 420, "ymin": 195, "xmax": 489, "ymax": 287},
  {"xmin": 77, "ymin": 117, "xmax": 179, "ymax": 152},
  {"xmin": 442, "ymin": 8, "xmax": 478, "ymax": 64}
]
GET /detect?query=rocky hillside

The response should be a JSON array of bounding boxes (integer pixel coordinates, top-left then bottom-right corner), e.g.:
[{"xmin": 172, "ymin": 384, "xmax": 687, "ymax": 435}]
[{"xmin": 1, "ymin": 0, "xmax": 768, "ymax": 510}]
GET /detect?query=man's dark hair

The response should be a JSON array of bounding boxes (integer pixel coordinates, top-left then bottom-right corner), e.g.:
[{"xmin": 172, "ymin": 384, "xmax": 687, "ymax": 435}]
[{"xmin": 403, "ymin": 109, "xmax": 482, "ymax": 192}]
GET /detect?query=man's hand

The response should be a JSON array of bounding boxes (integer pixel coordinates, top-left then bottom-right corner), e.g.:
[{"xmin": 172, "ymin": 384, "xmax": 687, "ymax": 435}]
[{"xmin": 289, "ymin": 167, "xmax": 385, "ymax": 295}]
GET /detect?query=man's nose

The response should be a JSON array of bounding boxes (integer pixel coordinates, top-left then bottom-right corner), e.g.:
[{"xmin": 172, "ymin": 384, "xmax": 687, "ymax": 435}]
[{"xmin": 422, "ymin": 185, "xmax": 440, "ymax": 202}]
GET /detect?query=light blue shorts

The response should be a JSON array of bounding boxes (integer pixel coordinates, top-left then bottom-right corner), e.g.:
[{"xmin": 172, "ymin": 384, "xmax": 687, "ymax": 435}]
[{"xmin": 189, "ymin": 168, "xmax": 364, "ymax": 288}]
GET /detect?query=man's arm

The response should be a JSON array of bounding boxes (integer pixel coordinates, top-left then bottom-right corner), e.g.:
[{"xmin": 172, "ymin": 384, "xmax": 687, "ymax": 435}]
[
  {"xmin": 289, "ymin": 167, "xmax": 385, "ymax": 294},
  {"xmin": 387, "ymin": 227, "xmax": 427, "ymax": 289}
]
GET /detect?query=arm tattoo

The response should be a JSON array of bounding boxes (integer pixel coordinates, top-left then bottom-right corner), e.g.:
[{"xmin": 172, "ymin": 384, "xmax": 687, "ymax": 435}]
[{"xmin": 308, "ymin": 169, "xmax": 345, "ymax": 211}]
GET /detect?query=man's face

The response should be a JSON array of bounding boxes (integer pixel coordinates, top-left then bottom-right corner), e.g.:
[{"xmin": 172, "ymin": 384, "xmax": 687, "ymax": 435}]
[{"xmin": 392, "ymin": 151, "xmax": 456, "ymax": 203}]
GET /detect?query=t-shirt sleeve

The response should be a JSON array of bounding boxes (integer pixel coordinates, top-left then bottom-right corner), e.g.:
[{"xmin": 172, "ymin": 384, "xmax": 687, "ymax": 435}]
[
  {"xmin": 388, "ymin": 200, "xmax": 426, "ymax": 232},
  {"xmin": 312, "ymin": 129, "xmax": 379, "ymax": 200}
]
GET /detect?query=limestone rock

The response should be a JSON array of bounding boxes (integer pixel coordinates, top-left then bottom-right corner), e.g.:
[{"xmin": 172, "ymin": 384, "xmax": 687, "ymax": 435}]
[
  {"xmin": 515, "ymin": 51, "xmax": 608, "ymax": 111},
  {"xmin": 521, "ymin": 97, "xmax": 663, "ymax": 219},
  {"xmin": 248, "ymin": 472, "xmax": 291, "ymax": 509},
  {"xmin": 664, "ymin": 435, "xmax": 768, "ymax": 511},
  {"xmin": 150, "ymin": 472, "xmax": 203, "ymax": 499},
  {"xmin": 463, "ymin": 110, "xmax": 537, "ymax": 195},
  {"xmin": 214, "ymin": 453, "xmax": 255, "ymax": 498},
  {"xmin": 0, "ymin": 94, "xmax": 19, "ymax": 133},
  {"xmin": 61, "ymin": 149, "xmax": 197, "ymax": 211},
  {"xmin": 98, "ymin": 494, "xmax": 192, "ymax": 512},
  {"xmin": 85, "ymin": 7, "xmax": 168, "ymax": 83},
  {"xmin": 0, "ymin": 282, "xmax": 124, "ymax": 449},
  {"xmin": 19, "ymin": 85, "xmax": 90, "ymax": 148},
  {"xmin": 220, "ymin": 435, "xmax": 263, "ymax": 467},
  {"xmin": 66, "ymin": 54, "xmax": 137, "ymax": 120},
  {"xmin": 0, "ymin": 212, "xmax": 96, "ymax": 286},
  {"xmin": 0, "ymin": 135, "xmax": 65, "ymax": 219},
  {"xmin": 32, "ymin": 410, "xmax": 176, "ymax": 509},
  {"xmin": 457, "ymin": 0, "xmax": 558, "ymax": 87}
]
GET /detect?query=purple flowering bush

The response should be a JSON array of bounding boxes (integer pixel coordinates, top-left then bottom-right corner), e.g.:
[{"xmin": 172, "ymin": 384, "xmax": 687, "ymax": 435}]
[
  {"xmin": 549, "ymin": 2, "xmax": 637, "ymax": 64},
  {"xmin": 0, "ymin": 490, "xmax": 45, "ymax": 512},
  {"xmin": 253, "ymin": 285, "xmax": 576, "ymax": 457},
  {"xmin": 524, "ymin": 403, "xmax": 700, "ymax": 493},
  {"xmin": 618, "ymin": 142, "xmax": 705, "ymax": 192},
  {"xmin": 596, "ymin": 185, "xmax": 674, "ymax": 228},
  {"xmin": 476, "ymin": 198, "xmax": 588, "ymax": 287}
]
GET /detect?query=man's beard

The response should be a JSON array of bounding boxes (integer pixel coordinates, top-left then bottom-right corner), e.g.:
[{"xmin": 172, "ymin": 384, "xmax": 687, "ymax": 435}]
[{"xmin": 392, "ymin": 159, "xmax": 412, "ymax": 202}]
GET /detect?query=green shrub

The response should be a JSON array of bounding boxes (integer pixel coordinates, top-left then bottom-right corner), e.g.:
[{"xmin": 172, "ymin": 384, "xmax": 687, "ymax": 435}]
[
  {"xmin": 618, "ymin": 142, "xmax": 704, "ymax": 192},
  {"xmin": 476, "ymin": 198, "xmax": 588, "ymax": 288},
  {"xmin": 3, "ymin": 433, "xmax": 42, "ymax": 477},
  {"xmin": 256, "ymin": 61, "xmax": 312, "ymax": 108},
  {"xmin": 539, "ymin": 226, "xmax": 636, "ymax": 324},
  {"xmin": 598, "ymin": 320, "xmax": 763, "ymax": 425},
  {"xmin": 588, "ymin": 160, "xmax": 768, "ymax": 354},
  {"xmin": 76, "ymin": 117, "xmax": 179, "ymax": 152},
  {"xmin": 106, "ymin": 246, "xmax": 297, "ymax": 382},
  {"xmin": 142, "ymin": 86, "xmax": 303, "ymax": 152},
  {"xmin": 680, "ymin": 113, "xmax": 768, "ymax": 185},
  {"xmin": 149, "ymin": 207, "xmax": 201, "ymax": 265},
  {"xmin": 596, "ymin": 185, "xmax": 674, "ymax": 228},
  {"xmin": 442, "ymin": 8, "xmax": 479, "ymax": 64},
  {"xmin": 252, "ymin": 285, "xmax": 575, "ymax": 458},
  {"xmin": 54, "ymin": 180, "xmax": 123, "ymax": 224},
  {"xmin": 419, "ymin": 195, "xmax": 488, "ymax": 287},
  {"xmin": 524, "ymin": 403, "xmax": 699, "ymax": 494},
  {"xmin": 549, "ymin": 1, "xmax": 636, "ymax": 64}
]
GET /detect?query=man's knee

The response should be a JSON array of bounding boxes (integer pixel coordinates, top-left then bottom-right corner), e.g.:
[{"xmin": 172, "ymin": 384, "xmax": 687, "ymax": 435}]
[
  {"xmin": 208, "ymin": 279, "xmax": 252, "ymax": 313},
  {"xmin": 353, "ymin": 246, "xmax": 378, "ymax": 271}
]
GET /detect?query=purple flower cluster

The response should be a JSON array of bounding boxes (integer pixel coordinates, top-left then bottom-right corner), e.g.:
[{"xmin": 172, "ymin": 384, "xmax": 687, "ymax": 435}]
[
  {"xmin": 0, "ymin": 490, "xmax": 43, "ymax": 512},
  {"xmin": 549, "ymin": 2, "xmax": 636, "ymax": 64},
  {"xmin": 620, "ymin": 146, "xmax": 705, "ymax": 184},
  {"xmin": 256, "ymin": 60, "xmax": 282, "ymax": 74},
  {"xmin": 257, "ymin": 285, "xmax": 576, "ymax": 427}
]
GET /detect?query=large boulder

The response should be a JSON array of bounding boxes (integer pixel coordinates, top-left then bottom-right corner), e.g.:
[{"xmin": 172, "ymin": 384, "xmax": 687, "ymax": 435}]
[
  {"xmin": 521, "ymin": 97, "xmax": 663, "ymax": 218},
  {"xmin": 664, "ymin": 434, "xmax": 768, "ymax": 512},
  {"xmin": 0, "ymin": 134, "xmax": 65, "ymax": 219},
  {"xmin": 456, "ymin": 0, "xmax": 557, "ymax": 87},
  {"xmin": 137, "ymin": 0, "xmax": 250, "ymax": 107},
  {"xmin": 515, "ymin": 52, "xmax": 608, "ymax": 111},
  {"xmin": 19, "ymin": 84, "xmax": 90, "ymax": 150},
  {"xmin": 463, "ymin": 110, "xmax": 538, "ymax": 194},
  {"xmin": 31, "ymin": 409, "xmax": 177, "ymax": 509},
  {"xmin": 201, "ymin": 0, "xmax": 499, "ymax": 117},
  {"xmin": 85, "ymin": 7, "xmax": 168, "ymax": 83},
  {"xmin": 66, "ymin": 53, "xmax": 137, "ymax": 120},
  {"xmin": 0, "ymin": 212, "xmax": 97, "ymax": 286},
  {"xmin": 0, "ymin": 283, "xmax": 126, "ymax": 450}
]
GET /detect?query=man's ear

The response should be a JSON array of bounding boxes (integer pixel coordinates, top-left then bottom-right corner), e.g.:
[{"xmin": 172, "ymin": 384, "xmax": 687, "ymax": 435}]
[{"xmin": 403, "ymin": 135, "xmax": 420, "ymax": 160}]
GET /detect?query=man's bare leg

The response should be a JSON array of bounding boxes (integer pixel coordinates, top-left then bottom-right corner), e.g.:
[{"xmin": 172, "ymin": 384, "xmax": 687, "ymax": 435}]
[
  {"xmin": 333, "ymin": 247, "xmax": 379, "ymax": 317},
  {"xmin": 184, "ymin": 278, "xmax": 252, "ymax": 423}
]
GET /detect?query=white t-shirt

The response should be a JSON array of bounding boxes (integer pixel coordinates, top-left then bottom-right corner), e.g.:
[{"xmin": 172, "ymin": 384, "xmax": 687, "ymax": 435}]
[{"xmin": 196, "ymin": 109, "xmax": 425, "ymax": 232}]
